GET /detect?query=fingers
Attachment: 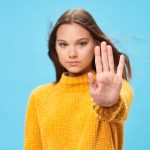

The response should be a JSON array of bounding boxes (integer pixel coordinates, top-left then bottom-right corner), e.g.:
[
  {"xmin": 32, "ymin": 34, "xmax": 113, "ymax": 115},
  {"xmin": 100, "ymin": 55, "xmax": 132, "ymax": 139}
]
[
  {"xmin": 117, "ymin": 55, "xmax": 125, "ymax": 78},
  {"xmin": 94, "ymin": 46, "xmax": 102, "ymax": 73},
  {"xmin": 88, "ymin": 72, "xmax": 97, "ymax": 91},
  {"xmin": 94, "ymin": 41, "xmax": 115, "ymax": 73},
  {"xmin": 101, "ymin": 41, "xmax": 109, "ymax": 72},
  {"xmin": 95, "ymin": 41, "xmax": 125, "ymax": 78},
  {"xmin": 107, "ymin": 45, "xmax": 115, "ymax": 73}
]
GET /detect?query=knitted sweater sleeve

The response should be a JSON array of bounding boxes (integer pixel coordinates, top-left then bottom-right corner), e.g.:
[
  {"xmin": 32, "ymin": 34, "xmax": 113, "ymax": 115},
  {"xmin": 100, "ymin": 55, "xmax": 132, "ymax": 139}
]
[
  {"xmin": 91, "ymin": 79, "xmax": 134, "ymax": 123},
  {"xmin": 24, "ymin": 91, "xmax": 42, "ymax": 150}
]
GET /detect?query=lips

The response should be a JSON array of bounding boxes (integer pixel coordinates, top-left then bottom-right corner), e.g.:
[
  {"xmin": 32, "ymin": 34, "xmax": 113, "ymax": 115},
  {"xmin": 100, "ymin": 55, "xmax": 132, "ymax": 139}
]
[
  {"xmin": 68, "ymin": 61, "xmax": 80, "ymax": 63},
  {"xmin": 68, "ymin": 61, "xmax": 80, "ymax": 66}
]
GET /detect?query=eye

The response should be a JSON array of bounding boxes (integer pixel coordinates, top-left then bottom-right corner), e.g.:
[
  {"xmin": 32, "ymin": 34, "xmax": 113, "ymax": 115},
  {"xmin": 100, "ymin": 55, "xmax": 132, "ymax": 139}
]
[
  {"xmin": 79, "ymin": 42, "xmax": 87, "ymax": 46},
  {"xmin": 59, "ymin": 43, "xmax": 68, "ymax": 47}
]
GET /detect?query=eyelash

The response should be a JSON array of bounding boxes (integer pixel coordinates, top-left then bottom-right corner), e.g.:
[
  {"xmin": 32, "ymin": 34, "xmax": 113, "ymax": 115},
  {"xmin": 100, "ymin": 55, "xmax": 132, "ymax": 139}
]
[
  {"xmin": 79, "ymin": 42, "xmax": 87, "ymax": 46},
  {"xmin": 58, "ymin": 42, "xmax": 87, "ymax": 47},
  {"xmin": 59, "ymin": 43, "xmax": 67, "ymax": 47}
]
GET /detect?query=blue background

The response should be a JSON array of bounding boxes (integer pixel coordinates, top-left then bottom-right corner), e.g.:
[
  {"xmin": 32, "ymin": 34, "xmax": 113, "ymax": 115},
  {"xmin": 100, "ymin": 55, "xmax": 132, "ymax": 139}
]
[{"xmin": 0, "ymin": 0, "xmax": 150, "ymax": 149}]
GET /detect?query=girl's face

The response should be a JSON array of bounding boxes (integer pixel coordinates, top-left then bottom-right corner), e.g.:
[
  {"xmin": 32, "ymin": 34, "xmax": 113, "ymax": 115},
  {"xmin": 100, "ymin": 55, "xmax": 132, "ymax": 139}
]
[{"xmin": 55, "ymin": 23, "xmax": 96, "ymax": 77}]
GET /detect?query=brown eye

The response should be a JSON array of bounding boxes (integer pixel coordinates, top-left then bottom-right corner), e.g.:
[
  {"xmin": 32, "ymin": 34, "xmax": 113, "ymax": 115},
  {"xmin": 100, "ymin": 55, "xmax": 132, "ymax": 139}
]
[
  {"xmin": 59, "ymin": 43, "xmax": 67, "ymax": 47},
  {"xmin": 79, "ymin": 42, "xmax": 87, "ymax": 46}
]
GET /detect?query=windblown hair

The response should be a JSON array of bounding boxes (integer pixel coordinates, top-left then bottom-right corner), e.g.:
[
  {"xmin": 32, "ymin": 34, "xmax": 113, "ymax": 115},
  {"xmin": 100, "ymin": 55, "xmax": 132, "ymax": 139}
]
[{"xmin": 48, "ymin": 8, "xmax": 132, "ymax": 83}]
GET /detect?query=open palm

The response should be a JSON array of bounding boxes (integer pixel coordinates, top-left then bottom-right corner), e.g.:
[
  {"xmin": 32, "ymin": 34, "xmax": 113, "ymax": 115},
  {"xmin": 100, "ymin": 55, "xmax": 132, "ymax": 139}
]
[{"xmin": 88, "ymin": 41, "xmax": 125, "ymax": 107}]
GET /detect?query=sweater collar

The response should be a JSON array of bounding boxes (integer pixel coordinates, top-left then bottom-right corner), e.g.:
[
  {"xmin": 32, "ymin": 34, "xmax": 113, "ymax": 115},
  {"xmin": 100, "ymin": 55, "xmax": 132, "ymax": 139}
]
[{"xmin": 59, "ymin": 70, "xmax": 96, "ymax": 85}]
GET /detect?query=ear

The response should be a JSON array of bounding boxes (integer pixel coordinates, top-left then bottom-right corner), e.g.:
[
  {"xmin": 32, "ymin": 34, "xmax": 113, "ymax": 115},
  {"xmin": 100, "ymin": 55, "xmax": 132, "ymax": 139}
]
[{"xmin": 95, "ymin": 40, "xmax": 100, "ymax": 46}]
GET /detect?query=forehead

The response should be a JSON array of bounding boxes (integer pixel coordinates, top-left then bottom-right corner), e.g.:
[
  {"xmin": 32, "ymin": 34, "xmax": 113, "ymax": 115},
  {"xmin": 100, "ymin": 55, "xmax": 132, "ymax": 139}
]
[{"xmin": 56, "ymin": 23, "xmax": 92, "ymax": 40}]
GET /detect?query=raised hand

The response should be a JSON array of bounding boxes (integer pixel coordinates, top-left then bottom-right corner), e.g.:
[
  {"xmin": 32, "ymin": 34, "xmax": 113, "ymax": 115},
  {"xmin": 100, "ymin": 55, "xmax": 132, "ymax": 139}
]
[{"xmin": 88, "ymin": 41, "xmax": 125, "ymax": 107}]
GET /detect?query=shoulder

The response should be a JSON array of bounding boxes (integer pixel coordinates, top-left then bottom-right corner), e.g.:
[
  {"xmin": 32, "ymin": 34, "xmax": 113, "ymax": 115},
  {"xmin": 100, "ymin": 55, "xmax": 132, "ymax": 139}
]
[
  {"xmin": 29, "ymin": 82, "xmax": 56, "ymax": 99},
  {"xmin": 122, "ymin": 79, "xmax": 133, "ymax": 91},
  {"xmin": 121, "ymin": 79, "xmax": 134, "ymax": 100}
]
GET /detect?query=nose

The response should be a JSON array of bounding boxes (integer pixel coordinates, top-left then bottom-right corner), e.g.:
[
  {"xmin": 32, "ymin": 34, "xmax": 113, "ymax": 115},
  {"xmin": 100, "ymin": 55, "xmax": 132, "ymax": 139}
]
[{"xmin": 68, "ymin": 46, "xmax": 78, "ymax": 58}]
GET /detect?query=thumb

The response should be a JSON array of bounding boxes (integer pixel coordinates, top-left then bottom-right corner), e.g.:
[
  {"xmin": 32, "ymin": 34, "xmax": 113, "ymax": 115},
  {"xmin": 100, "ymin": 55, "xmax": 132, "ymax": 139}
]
[{"xmin": 88, "ymin": 72, "xmax": 97, "ymax": 91}]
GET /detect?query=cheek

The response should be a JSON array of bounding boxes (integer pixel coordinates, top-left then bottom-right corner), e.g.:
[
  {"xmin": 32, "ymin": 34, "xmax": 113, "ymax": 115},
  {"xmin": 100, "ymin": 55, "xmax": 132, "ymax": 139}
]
[
  {"xmin": 81, "ymin": 50, "xmax": 94, "ymax": 65},
  {"xmin": 84, "ymin": 46, "xmax": 94, "ymax": 59},
  {"xmin": 56, "ymin": 51, "xmax": 66, "ymax": 64},
  {"xmin": 56, "ymin": 46, "xmax": 63, "ymax": 59}
]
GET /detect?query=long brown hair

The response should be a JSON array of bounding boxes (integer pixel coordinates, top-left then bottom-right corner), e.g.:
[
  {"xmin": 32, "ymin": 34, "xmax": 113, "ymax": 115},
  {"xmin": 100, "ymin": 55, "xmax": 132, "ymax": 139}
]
[{"xmin": 48, "ymin": 8, "xmax": 132, "ymax": 83}]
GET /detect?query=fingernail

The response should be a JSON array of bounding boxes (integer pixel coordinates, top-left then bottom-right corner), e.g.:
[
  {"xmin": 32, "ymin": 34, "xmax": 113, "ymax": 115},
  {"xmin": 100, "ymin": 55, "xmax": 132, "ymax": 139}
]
[
  {"xmin": 102, "ymin": 41, "xmax": 106, "ymax": 45},
  {"xmin": 95, "ymin": 46, "xmax": 99, "ymax": 49}
]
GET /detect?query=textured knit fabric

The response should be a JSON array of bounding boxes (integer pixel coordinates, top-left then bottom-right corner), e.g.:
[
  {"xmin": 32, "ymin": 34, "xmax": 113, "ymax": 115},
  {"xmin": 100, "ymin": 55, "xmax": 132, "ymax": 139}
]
[{"xmin": 24, "ymin": 70, "xmax": 134, "ymax": 150}]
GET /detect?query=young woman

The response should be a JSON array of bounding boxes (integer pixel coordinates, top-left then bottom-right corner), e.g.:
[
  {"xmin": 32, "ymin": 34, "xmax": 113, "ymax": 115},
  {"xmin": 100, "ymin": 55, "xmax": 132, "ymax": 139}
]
[{"xmin": 24, "ymin": 8, "xmax": 134, "ymax": 150}]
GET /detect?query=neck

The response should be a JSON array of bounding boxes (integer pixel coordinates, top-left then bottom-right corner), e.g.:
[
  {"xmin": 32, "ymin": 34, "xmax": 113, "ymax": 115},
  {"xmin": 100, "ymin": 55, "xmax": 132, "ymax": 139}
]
[
  {"xmin": 67, "ymin": 67, "xmax": 93, "ymax": 77},
  {"xmin": 56, "ymin": 70, "xmax": 96, "ymax": 92}
]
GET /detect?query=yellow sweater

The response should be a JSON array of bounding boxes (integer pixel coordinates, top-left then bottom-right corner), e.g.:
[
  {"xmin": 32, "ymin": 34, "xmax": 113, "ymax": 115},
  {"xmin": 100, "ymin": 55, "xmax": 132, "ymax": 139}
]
[{"xmin": 24, "ymin": 70, "xmax": 134, "ymax": 150}]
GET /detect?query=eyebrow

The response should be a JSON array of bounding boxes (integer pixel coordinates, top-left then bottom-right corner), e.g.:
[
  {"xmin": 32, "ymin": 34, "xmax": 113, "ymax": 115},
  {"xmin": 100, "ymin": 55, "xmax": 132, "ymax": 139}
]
[{"xmin": 56, "ymin": 38, "xmax": 89, "ymax": 42}]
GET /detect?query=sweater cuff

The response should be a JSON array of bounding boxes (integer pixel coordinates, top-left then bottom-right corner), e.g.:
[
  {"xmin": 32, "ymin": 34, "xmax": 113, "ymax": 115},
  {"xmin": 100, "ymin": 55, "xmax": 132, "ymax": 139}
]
[{"xmin": 91, "ymin": 95, "xmax": 124, "ymax": 122}]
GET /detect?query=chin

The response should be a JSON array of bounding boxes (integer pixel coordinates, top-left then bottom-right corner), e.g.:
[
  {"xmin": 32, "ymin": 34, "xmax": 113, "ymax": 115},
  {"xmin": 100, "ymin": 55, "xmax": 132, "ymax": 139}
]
[
  {"xmin": 66, "ymin": 68, "xmax": 83, "ymax": 76},
  {"xmin": 67, "ymin": 67, "xmax": 90, "ymax": 77}
]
